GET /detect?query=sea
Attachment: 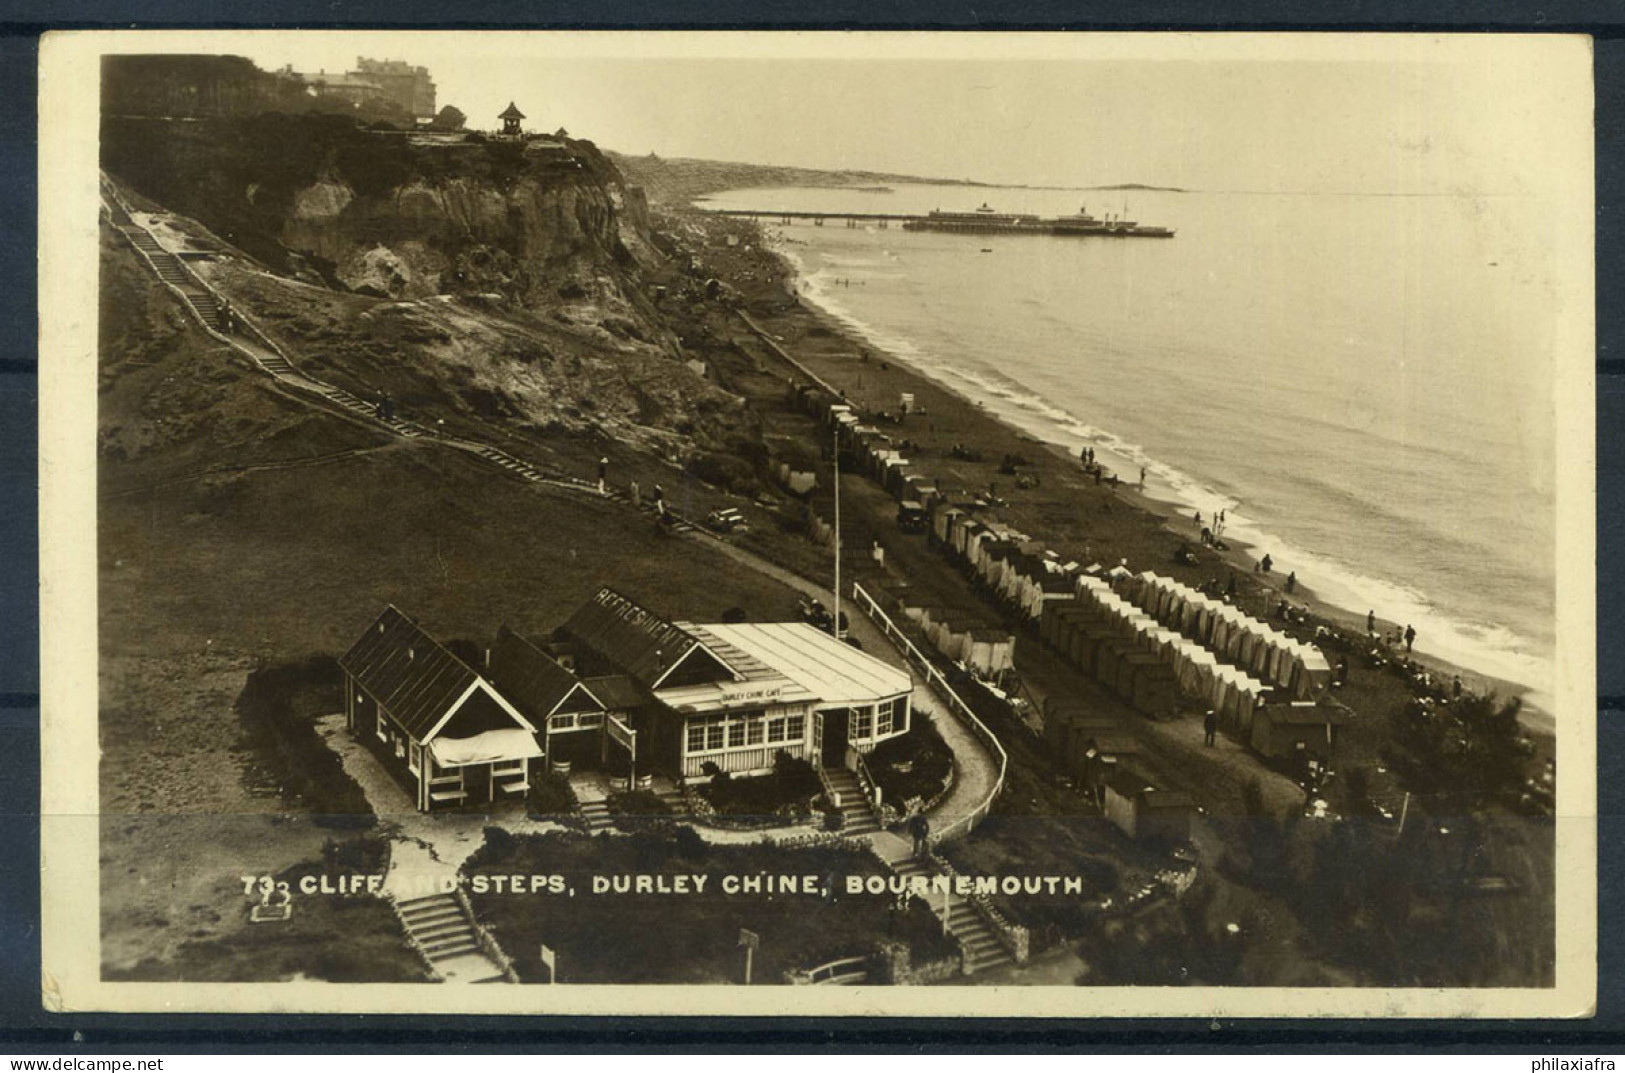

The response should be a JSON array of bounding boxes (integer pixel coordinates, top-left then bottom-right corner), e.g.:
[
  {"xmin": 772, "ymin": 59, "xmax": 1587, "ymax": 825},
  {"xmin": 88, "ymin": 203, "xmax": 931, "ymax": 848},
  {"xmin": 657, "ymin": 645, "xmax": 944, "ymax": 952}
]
[{"xmin": 700, "ymin": 183, "xmax": 1559, "ymax": 730}]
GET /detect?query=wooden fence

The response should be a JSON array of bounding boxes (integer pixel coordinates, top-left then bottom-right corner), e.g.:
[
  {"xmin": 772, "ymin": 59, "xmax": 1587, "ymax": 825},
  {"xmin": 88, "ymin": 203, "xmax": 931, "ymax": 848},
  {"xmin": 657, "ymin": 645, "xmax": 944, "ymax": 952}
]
[{"xmin": 851, "ymin": 582, "xmax": 1007, "ymax": 842}]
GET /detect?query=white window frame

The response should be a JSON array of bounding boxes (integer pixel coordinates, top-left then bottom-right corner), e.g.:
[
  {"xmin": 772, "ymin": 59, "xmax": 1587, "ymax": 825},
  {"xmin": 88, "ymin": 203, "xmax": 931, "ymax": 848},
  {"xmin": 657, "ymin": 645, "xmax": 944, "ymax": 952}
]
[
  {"xmin": 550, "ymin": 713, "xmax": 578, "ymax": 732},
  {"xmin": 578, "ymin": 711, "xmax": 605, "ymax": 729},
  {"xmin": 876, "ymin": 698, "xmax": 897, "ymax": 737}
]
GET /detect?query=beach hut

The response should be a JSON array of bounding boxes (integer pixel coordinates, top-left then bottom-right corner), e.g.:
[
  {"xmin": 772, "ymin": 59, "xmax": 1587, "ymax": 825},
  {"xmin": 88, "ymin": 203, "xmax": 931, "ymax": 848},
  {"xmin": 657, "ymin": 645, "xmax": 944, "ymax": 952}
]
[
  {"xmin": 1249, "ymin": 700, "xmax": 1350, "ymax": 761},
  {"xmin": 1101, "ymin": 767, "xmax": 1196, "ymax": 844}
]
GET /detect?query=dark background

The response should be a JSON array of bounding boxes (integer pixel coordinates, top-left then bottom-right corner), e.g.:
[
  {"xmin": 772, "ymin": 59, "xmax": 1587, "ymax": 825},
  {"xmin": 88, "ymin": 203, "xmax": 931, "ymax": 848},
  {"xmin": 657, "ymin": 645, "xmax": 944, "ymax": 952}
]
[{"xmin": 0, "ymin": 5, "xmax": 1620, "ymax": 1050}]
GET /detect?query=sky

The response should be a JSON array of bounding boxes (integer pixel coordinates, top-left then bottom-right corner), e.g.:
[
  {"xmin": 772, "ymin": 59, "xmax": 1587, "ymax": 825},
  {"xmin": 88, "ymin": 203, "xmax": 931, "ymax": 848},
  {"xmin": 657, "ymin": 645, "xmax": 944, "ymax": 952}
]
[{"xmin": 197, "ymin": 33, "xmax": 1591, "ymax": 197}]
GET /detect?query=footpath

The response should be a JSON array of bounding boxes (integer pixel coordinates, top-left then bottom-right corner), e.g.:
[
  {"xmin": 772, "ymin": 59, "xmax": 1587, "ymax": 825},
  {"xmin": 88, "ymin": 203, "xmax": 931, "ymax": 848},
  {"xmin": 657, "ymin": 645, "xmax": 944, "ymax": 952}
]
[{"xmin": 108, "ymin": 177, "xmax": 1013, "ymax": 979}]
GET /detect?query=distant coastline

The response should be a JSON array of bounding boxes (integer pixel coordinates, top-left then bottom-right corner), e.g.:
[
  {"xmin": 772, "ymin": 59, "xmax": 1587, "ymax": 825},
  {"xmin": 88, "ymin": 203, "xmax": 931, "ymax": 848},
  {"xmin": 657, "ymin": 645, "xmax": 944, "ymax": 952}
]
[
  {"xmin": 608, "ymin": 150, "xmax": 1175, "ymax": 207},
  {"xmin": 1084, "ymin": 182, "xmax": 1190, "ymax": 193}
]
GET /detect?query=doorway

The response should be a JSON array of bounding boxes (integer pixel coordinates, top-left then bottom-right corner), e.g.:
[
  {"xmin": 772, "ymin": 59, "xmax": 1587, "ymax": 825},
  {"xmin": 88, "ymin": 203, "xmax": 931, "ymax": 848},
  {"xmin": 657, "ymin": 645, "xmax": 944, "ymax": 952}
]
[{"xmin": 821, "ymin": 708, "xmax": 849, "ymax": 766}]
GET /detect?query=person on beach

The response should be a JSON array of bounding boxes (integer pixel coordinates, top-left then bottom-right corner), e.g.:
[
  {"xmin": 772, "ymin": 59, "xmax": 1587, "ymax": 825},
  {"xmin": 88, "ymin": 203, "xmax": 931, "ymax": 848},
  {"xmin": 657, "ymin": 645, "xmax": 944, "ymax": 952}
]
[
  {"xmin": 1260, "ymin": 553, "xmax": 1273, "ymax": 574},
  {"xmin": 1286, "ymin": 571, "xmax": 1297, "ymax": 595},
  {"xmin": 1367, "ymin": 609, "xmax": 1377, "ymax": 635},
  {"xmin": 630, "ymin": 479, "xmax": 640, "ymax": 508},
  {"xmin": 597, "ymin": 456, "xmax": 609, "ymax": 495},
  {"xmin": 653, "ymin": 484, "xmax": 666, "ymax": 517},
  {"xmin": 1194, "ymin": 510, "xmax": 1203, "ymax": 528},
  {"xmin": 1404, "ymin": 624, "xmax": 1416, "ymax": 653},
  {"xmin": 1453, "ymin": 674, "xmax": 1463, "ymax": 699},
  {"xmin": 1139, "ymin": 466, "xmax": 1146, "ymax": 488},
  {"xmin": 1203, "ymin": 710, "xmax": 1217, "ymax": 747}
]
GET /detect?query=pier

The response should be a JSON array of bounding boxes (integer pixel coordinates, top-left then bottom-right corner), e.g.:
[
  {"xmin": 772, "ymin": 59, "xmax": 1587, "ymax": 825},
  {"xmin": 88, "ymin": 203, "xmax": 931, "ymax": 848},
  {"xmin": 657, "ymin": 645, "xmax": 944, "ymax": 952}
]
[
  {"xmin": 684, "ymin": 206, "xmax": 1175, "ymax": 238},
  {"xmin": 688, "ymin": 208, "xmax": 906, "ymax": 228}
]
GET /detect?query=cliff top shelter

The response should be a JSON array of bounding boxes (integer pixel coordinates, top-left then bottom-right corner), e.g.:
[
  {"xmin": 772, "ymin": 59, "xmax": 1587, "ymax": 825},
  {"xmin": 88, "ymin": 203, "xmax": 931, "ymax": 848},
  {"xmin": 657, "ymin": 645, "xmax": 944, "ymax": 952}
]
[{"xmin": 499, "ymin": 101, "xmax": 526, "ymax": 136}]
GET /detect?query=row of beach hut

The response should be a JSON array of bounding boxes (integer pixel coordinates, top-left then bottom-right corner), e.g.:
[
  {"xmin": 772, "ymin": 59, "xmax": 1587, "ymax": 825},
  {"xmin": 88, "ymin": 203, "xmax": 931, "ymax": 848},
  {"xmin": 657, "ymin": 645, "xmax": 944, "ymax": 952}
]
[{"xmin": 1126, "ymin": 572, "xmax": 1333, "ymax": 701}]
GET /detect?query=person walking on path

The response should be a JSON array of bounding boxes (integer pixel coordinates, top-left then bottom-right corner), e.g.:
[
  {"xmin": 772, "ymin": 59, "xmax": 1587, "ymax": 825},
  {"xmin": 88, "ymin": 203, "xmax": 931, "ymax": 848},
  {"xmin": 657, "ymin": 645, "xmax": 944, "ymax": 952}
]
[
  {"xmin": 1404, "ymin": 624, "xmax": 1416, "ymax": 653},
  {"xmin": 1203, "ymin": 710, "xmax": 1218, "ymax": 747},
  {"xmin": 597, "ymin": 456, "xmax": 609, "ymax": 495},
  {"xmin": 909, "ymin": 814, "xmax": 931, "ymax": 858},
  {"xmin": 630, "ymin": 479, "xmax": 640, "ymax": 508}
]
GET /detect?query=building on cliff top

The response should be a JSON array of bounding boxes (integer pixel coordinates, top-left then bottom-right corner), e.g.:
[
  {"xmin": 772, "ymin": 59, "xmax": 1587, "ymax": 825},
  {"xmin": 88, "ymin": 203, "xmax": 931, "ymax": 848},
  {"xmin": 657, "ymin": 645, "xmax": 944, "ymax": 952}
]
[
  {"xmin": 341, "ymin": 589, "xmax": 915, "ymax": 810},
  {"xmin": 101, "ymin": 53, "xmax": 437, "ymax": 125},
  {"xmin": 499, "ymin": 101, "xmax": 526, "ymax": 136}
]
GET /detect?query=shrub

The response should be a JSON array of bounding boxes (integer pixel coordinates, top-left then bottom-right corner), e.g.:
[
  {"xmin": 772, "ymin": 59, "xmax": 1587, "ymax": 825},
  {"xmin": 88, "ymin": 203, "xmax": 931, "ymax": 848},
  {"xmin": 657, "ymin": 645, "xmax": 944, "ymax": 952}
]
[
  {"xmin": 482, "ymin": 825, "xmax": 518, "ymax": 865},
  {"xmin": 235, "ymin": 655, "xmax": 373, "ymax": 828},
  {"xmin": 867, "ymin": 714, "xmax": 953, "ymax": 811},
  {"xmin": 687, "ymin": 451, "xmax": 758, "ymax": 495},
  {"xmin": 527, "ymin": 770, "xmax": 578, "ymax": 820}
]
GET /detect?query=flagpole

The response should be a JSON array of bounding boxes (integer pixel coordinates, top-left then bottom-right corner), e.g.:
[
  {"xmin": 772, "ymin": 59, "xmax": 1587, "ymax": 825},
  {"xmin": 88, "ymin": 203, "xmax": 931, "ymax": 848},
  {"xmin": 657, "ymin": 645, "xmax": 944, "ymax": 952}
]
[{"xmin": 832, "ymin": 420, "xmax": 841, "ymax": 639}]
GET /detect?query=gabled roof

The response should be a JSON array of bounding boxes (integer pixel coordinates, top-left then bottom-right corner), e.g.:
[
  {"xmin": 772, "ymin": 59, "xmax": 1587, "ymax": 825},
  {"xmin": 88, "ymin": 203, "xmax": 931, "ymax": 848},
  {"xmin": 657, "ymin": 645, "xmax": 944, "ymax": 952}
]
[
  {"xmin": 580, "ymin": 674, "xmax": 653, "ymax": 712},
  {"xmin": 563, "ymin": 588, "xmax": 735, "ymax": 688},
  {"xmin": 499, "ymin": 101, "xmax": 525, "ymax": 119},
  {"xmin": 340, "ymin": 606, "xmax": 482, "ymax": 739},
  {"xmin": 487, "ymin": 625, "xmax": 602, "ymax": 720}
]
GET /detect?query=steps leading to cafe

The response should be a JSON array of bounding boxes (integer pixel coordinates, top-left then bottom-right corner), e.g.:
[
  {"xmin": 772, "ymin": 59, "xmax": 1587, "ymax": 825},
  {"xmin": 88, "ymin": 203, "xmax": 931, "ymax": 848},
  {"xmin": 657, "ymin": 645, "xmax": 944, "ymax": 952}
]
[
  {"xmin": 888, "ymin": 856, "xmax": 1014, "ymax": 975},
  {"xmin": 577, "ymin": 798, "xmax": 614, "ymax": 832},
  {"xmin": 822, "ymin": 766, "xmax": 881, "ymax": 836}
]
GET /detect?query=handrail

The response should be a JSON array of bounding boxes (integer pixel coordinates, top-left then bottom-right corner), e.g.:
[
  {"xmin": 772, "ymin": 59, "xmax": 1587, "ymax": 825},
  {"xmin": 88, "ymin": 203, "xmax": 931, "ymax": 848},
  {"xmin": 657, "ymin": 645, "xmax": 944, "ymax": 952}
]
[
  {"xmin": 851, "ymin": 582, "xmax": 1007, "ymax": 843},
  {"xmin": 844, "ymin": 742, "xmax": 883, "ymax": 813},
  {"xmin": 803, "ymin": 955, "xmax": 870, "ymax": 984}
]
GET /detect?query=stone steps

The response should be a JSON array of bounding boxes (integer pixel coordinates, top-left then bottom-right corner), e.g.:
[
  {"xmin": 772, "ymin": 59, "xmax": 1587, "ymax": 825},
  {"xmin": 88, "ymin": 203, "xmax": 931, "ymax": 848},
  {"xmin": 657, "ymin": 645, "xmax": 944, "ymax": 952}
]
[
  {"xmin": 393, "ymin": 893, "xmax": 511, "ymax": 980},
  {"xmin": 578, "ymin": 799, "xmax": 614, "ymax": 832}
]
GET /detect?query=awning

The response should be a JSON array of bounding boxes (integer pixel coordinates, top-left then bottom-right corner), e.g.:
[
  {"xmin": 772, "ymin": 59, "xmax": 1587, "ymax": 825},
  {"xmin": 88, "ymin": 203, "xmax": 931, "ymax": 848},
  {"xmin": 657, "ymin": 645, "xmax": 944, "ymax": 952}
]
[{"xmin": 430, "ymin": 728, "xmax": 544, "ymax": 768}]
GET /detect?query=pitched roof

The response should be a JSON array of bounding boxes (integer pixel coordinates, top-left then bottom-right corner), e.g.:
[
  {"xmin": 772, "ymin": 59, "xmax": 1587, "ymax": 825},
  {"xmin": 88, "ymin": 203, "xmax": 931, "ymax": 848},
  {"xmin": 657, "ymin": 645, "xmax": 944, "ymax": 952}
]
[
  {"xmin": 580, "ymin": 674, "xmax": 653, "ymax": 711},
  {"xmin": 487, "ymin": 625, "xmax": 601, "ymax": 720},
  {"xmin": 678, "ymin": 622, "xmax": 913, "ymax": 706},
  {"xmin": 339, "ymin": 606, "xmax": 481, "ymax": 739},
  {"xmin": 562, "ymin": 588, "xmax": 723, "ymax": 688},
  {"xmin": 499, "ymin": 101, "xmax": 525, "ymax": 119}
]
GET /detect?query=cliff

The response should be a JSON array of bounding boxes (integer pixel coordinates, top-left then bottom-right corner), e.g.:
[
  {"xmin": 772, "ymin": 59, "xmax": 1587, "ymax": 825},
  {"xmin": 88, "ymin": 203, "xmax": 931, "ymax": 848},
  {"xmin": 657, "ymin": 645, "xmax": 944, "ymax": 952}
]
[
  {"xmin": 103, "ymin": 115, "xmax": 656, "ymax": 320},
  {"xmin": 102, "ymin": 113, "xmax": 763, "ymax": 462}
]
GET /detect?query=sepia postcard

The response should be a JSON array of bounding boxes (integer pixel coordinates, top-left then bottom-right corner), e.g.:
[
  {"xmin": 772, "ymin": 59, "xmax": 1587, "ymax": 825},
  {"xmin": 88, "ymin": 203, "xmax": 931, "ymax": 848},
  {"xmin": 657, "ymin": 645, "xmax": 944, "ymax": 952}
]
[{"xmin": 38, "ymin": 30, "xmax": 1596, "ymax": 1017}]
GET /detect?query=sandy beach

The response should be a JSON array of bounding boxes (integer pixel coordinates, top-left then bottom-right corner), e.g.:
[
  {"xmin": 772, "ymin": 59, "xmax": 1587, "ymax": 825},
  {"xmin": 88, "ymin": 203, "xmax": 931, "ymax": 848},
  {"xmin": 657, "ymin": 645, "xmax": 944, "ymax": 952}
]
[{"xmin": 680, "ymin": 212, "xmax": 1554, "ymax": 766}]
